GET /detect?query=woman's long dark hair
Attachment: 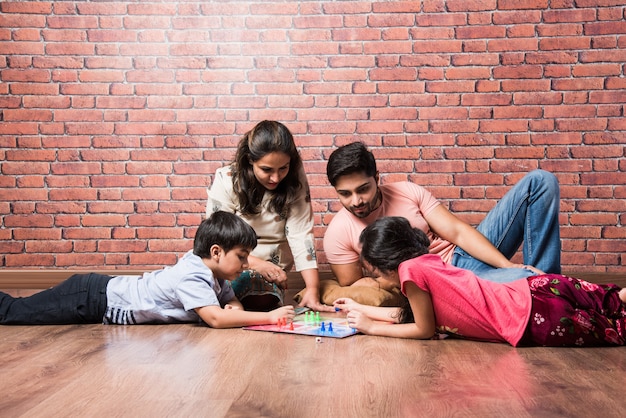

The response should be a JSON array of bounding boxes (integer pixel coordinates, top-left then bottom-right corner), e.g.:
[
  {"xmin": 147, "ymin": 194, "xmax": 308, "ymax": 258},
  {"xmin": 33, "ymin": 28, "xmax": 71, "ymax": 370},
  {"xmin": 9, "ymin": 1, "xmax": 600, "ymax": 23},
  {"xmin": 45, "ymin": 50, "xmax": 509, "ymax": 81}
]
[
  {"xmin": 232, "ymin": 120, "xmax": 303, "ymax": 217},
  {"xmin": 359, "ymin": 216, "xmax": 431, "ymax": 324}
]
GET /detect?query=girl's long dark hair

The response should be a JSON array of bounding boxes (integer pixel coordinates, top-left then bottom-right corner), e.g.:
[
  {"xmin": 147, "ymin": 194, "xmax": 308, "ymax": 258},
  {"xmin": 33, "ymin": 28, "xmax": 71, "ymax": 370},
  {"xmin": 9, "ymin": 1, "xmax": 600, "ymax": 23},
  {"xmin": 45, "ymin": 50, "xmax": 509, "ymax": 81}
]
[
  {"xmin": 232, "ymin": 120, "xmax": 303, "ymax": 217},
  {"xmin": 359, "ymin": 216, "xmax": 431, "ymax": 324}
]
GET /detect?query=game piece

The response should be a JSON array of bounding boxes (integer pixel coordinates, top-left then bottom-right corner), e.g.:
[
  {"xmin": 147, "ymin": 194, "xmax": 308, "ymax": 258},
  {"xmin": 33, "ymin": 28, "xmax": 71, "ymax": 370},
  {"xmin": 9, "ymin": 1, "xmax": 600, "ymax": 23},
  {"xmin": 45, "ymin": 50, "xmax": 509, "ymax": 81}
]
[
  {"xmin": 320, "ymin": 322, "xmax": 325, "ymax": 332},
  {"xmin": 315, "ymin": 337, "xmax": 322, "ymax": 343},
  {"xmin": 335, "ymin": 307, "xmax": 341, "ymax": 312},
  {"xmin": 328, "ymin": 322, "xmax": 333, "ymax": 332},
  {"xmin": 289, "ymin": 321, "xmax": 294, "ymax": 330}
]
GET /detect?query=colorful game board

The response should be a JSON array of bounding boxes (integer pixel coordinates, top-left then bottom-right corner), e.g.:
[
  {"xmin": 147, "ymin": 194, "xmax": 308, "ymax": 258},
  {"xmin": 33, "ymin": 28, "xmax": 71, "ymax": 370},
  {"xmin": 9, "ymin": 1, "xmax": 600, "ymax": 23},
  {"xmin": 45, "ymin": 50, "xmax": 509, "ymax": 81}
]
[{"xmin": 244, "ymin": 310, "xmax": 358, "ymax": 339}]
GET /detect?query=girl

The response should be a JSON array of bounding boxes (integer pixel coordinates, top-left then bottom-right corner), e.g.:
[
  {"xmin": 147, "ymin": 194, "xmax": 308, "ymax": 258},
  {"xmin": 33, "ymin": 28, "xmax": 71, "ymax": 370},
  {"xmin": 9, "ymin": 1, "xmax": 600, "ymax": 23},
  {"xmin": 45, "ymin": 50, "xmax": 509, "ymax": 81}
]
[
  {"xmin": 334, "ymin": 216, "xmax": 626, "ymax": 347},
  {"xmin": 207, "ymin": 120, "xmax": 331, "ymax": 312}
]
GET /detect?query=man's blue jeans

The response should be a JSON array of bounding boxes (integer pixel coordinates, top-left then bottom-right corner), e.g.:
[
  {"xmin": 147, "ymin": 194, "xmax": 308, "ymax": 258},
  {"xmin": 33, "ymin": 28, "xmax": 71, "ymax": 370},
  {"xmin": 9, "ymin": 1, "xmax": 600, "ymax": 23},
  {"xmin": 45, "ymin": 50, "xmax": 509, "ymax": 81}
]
[
  {"xmin": 451, "ymin": 170, "xmax": 561, "ymax": 283},
  {"xmin": 0, "ymin": 273, "xmax": 112, "ymax": 324}
]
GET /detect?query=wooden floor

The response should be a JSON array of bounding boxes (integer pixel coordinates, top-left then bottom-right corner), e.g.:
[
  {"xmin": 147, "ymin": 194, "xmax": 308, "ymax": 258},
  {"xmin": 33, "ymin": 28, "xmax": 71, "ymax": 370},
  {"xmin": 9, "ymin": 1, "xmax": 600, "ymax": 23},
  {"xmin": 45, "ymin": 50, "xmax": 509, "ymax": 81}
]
[{"xmin": 2, "ymin": 285, "xmax": 626, "ymax": 418}]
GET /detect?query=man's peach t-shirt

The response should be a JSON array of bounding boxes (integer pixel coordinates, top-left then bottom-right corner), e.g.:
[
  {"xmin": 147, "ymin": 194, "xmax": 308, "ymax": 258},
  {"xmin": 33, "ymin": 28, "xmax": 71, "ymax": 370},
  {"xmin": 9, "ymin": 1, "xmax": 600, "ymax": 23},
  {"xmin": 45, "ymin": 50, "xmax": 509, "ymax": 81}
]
[{"xmin": 323, "ymin": 182, "xmax": 456, "ymax": 265}]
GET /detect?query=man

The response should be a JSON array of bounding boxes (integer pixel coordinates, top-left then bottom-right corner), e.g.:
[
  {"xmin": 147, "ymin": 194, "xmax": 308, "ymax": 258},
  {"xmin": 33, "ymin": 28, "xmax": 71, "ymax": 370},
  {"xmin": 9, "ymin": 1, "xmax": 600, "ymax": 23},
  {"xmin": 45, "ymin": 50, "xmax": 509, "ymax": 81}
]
[{"xmin": 323, "ymin": 142, "xmax": 561, "ymax": 287}]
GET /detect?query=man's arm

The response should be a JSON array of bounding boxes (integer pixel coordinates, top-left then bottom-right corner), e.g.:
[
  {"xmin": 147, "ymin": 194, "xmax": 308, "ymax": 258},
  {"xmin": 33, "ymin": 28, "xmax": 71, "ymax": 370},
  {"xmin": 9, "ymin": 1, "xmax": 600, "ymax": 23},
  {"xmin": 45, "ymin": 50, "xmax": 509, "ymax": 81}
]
[
  {"xmin": 329, "ymin": 261, "xmax": 364, "ymax": 287},
  {"xmin": 425, "ymin": 205, "xmax": 516, "ymax": 269}
]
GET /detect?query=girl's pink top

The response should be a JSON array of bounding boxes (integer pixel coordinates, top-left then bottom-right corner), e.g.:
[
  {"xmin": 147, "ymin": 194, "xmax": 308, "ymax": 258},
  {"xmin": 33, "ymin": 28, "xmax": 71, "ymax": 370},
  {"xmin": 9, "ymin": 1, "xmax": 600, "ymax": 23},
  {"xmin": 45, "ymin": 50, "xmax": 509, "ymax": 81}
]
[{"xmin": 399, "ymin": 254, "xmax": 532, "ymax": 346}]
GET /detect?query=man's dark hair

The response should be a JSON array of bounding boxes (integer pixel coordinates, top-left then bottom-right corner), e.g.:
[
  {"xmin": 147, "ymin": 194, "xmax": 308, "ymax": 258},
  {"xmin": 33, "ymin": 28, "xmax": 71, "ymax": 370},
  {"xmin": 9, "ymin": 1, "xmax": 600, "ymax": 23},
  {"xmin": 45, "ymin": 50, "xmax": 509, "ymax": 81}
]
[{"xmin": 326, "ymin": 142, "xmax": 377, "ymax": 186}]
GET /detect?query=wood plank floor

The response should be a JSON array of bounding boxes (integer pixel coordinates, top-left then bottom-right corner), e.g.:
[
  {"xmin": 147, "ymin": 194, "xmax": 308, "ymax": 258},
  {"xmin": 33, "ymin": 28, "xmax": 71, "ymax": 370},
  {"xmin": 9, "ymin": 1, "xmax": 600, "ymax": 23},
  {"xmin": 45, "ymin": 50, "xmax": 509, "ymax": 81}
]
[
  {"xmin": 2, "ymin": 287, "xmax": 626, "ymax": 417},
  {"xmin": 0, "ymin": 290, "xmax": 626, "ymax": 417}
]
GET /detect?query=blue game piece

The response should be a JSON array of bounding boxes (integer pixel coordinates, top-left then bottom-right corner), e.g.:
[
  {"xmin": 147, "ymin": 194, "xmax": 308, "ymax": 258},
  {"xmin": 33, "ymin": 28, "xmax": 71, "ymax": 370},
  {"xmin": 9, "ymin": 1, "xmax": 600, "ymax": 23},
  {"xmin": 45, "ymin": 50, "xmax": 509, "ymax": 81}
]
[
  {"xmin": 328, "ymin": 322, "xmax": 333, "ymax": 332},
  {"xmin": 320, "ymin": 322, "xmax": 325, "ymax": 332},
  {"xmin": 335, "ymin": 307, "xmax": 341, "ymax": 312}
]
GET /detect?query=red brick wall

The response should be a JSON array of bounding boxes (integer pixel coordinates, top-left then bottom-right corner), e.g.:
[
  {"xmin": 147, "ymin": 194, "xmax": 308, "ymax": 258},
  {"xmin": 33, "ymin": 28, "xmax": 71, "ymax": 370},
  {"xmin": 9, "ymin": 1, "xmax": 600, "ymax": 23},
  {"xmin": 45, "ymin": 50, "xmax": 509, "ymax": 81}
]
[{"xmin": 1, "ymin": 1, "xmax": 625, "ymax": 274}]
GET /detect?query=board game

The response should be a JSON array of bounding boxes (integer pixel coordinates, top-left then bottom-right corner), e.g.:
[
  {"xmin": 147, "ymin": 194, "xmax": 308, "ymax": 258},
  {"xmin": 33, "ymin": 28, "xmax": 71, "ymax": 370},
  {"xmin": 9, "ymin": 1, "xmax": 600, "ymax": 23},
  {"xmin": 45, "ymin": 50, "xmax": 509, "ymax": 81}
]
[{"xmin": 244, "ymin": 310, "xmax": 358, "ymax": 339}]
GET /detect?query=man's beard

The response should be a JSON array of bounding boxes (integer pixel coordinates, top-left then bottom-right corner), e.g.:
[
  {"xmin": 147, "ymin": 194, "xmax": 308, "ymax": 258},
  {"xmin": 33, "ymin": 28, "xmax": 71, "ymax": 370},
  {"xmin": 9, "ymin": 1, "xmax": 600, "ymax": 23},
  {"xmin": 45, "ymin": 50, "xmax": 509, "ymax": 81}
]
[{"xmin": 348, "ymin": 191, "xmax": 381, "ymax": 219}]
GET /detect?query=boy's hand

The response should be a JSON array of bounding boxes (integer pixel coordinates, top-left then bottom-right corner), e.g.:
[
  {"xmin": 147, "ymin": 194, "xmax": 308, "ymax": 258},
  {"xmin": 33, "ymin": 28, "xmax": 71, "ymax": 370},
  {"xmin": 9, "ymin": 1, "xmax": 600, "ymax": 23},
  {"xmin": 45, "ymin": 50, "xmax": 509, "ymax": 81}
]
[
  {"xmin": 269, "ymin": 305, "xmax": 295, "ymax": 324},
  {"xmin": 332, "ymin": 297, "xmax": 361, "ymax": 313}
]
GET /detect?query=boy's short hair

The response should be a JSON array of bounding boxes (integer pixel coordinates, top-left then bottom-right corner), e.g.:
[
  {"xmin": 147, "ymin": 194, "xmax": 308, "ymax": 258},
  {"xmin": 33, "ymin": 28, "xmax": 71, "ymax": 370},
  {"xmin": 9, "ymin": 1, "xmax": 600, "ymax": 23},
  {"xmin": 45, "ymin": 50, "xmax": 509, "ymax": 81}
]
[
  {"xmin": 326, "ymin": 141, "xmax": 377, "ymax": 186},
  {"xmin": 193, "ymin": 211, "xmax": 257, "ymax": 258}
]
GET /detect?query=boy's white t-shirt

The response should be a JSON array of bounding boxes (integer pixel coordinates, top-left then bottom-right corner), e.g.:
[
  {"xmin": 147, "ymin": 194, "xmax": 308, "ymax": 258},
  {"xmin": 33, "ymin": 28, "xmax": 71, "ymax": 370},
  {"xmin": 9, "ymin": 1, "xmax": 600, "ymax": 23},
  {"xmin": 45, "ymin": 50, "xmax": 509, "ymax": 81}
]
[{"xmin": 104, "ymin": 250, "xmax": 234, "ymax": 325}]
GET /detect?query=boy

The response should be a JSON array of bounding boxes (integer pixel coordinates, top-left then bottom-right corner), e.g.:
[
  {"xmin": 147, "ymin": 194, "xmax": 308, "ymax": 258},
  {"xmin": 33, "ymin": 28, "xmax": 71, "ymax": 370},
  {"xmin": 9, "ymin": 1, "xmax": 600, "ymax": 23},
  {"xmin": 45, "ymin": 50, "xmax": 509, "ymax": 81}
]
[{"xmin": 0, "ymin": 211, "xmax": 295, "ymax": 328}]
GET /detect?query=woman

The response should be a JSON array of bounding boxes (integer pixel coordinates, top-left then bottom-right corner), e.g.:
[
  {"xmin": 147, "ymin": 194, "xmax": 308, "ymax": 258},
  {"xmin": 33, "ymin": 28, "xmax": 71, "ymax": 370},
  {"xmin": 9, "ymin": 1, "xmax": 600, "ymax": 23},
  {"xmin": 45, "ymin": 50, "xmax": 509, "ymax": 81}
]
[{"xmin": 207, "ymin": 120, "xmax": 331, "ymax": 312}]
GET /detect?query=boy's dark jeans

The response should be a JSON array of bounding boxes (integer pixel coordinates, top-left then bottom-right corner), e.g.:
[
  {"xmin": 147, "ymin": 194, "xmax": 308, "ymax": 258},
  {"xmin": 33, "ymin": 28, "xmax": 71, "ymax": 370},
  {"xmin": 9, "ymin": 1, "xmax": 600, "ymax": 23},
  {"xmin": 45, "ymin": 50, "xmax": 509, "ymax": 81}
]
[{"xmin": 0, "ymin": 273, "xmax": 112, "ymax": 325}]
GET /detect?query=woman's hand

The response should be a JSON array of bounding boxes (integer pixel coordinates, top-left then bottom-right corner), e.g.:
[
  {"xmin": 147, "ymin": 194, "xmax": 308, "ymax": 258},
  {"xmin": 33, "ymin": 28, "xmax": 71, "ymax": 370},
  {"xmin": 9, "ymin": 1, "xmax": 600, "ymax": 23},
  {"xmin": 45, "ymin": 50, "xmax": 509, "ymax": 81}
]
[
  {"xmin": 253, "ymin": 261, "xmax": 288, "ymax": 286},
  {"xmin": 298, "ymin": 288, "xmax": 334, "ymax": 312}
]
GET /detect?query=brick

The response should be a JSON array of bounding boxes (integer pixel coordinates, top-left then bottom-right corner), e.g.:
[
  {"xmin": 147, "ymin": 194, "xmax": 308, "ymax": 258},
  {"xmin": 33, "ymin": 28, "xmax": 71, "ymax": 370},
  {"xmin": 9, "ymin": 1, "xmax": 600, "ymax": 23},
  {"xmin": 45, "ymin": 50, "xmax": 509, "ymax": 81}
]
[
  {"xmin": 5, "ymin": 109, "xmax": 52, "ymax": 123},
  {"xmin": 413, "ymin": 40, "xmax": 462, "ymax": 53},
  {"xmin": 479, "ymin": 119, "xmax": 529, "ymax": 132},
  {"xmin": 580, "ymin": 49, "xmax": 626, "ymax": 63},
  {"xmin": 493, "ymin": 10, "xmax": 543, "ymax": 25},
  {"xmin": 532, "ymin": 132, "xmax": 582, "ymax": 145},
  {"xmin": 581, "ymin": 172, "xmax": 626, "ymax": 185},
  {"xmin": 462, "ymin": 93, "xmax": 512, "ymax": 106},
  {"xmin": 556, "ymin": 118, "xmax": 607, "ymax": 132},
  {"xmin": 456, "ymin": 26, "xmax": 505, "ymax": 39},
  {"xmin": 4, "ymin": 214, "xmax": 54, "ymax": 228},
  {"xmin": 552, "ymin": 78, "xmax": 603, "ymax": 90},
  {"xmin": 544, "ymin": 105, "xmax": 596, "ymax": 118},
  {"xmin": 584, "ymin": 21, "xmax": 626, "ymax": 36},
  {"xmin": 541, "ymin": 37, "xmax": 591, "ymax": 52}
]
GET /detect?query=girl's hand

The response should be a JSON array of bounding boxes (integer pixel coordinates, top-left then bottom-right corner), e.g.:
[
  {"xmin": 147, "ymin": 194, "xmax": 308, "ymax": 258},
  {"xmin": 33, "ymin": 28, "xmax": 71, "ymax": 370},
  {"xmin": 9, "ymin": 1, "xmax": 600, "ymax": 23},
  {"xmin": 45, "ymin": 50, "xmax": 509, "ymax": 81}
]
[
  {"xmin": 333, "ymin": 297, "xmax": 361, "ymax": 313},
  {"xmin": 269, "ymin": 305, "xmax": 295, "ymax": 324},
  {"xmin": 346, "ymin": 310, "xmax": 374, "ymax": 334},
  {"xmin": 223, "ymin": 304, "xmax": 242, "ymax": 310}
]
